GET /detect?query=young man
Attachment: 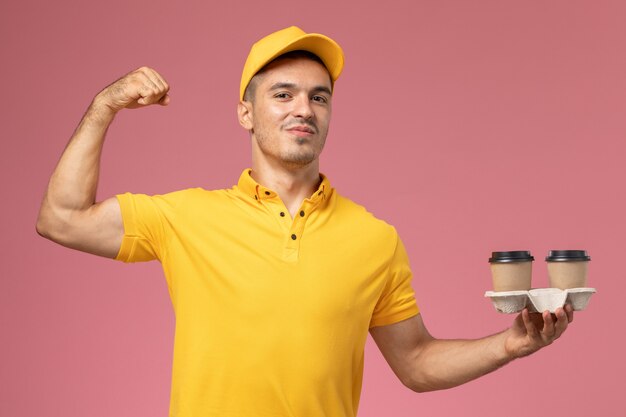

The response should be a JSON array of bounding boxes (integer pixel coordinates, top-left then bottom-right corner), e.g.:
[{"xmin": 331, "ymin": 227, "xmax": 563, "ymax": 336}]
[{"xmin": 36, "ymin": 26, "xmax": 573, "ymax": 417}]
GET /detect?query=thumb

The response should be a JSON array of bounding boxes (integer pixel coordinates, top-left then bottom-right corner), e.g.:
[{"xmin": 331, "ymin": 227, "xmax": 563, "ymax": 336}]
[{"xmin": 159, "ymin": 94, "xmax": 171, "ymax": 106}]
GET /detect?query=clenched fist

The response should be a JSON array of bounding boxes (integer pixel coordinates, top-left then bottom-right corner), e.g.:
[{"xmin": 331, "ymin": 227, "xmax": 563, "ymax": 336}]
[{"xmin": 94, "ymin": 67, "xmax": 170, "ymax": 114}]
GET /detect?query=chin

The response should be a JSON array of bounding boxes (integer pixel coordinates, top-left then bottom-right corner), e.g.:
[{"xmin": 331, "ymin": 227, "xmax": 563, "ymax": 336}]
[{"xmin": 280, "ymin": 154, "xmax": 317, "ymax": 167}]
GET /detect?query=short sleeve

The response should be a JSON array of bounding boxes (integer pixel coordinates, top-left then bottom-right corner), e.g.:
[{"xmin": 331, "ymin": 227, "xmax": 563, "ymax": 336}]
[
  {"xmin": 115, "ymin": 192, "xmax": 172, "ymax": 263},
  {"xmin": 369, "ymin": 233, "xmax": 420, "ymax": 328}
]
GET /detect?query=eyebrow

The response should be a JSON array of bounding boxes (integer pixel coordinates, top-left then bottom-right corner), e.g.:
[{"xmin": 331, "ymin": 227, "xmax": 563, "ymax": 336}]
[{"xmin": 268, "ymin": 82, "xmax": 332, "ymax": 96}]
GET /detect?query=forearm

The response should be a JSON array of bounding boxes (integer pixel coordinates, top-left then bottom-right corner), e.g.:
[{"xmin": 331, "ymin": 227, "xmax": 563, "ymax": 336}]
[
  {"xmin": 35, "ymin": 67, "xmax": 170, "ymax": 256},
  {"xmin": 372, "ymin": 306, "xmax": 571, "ymax": 393},
  {"xmin": 409, "ymin": 330, "xmax": 514, "ymax": 392},
  {"xmin": 37, "ymin": 98, "xmax": 116, "ymax": 234}
]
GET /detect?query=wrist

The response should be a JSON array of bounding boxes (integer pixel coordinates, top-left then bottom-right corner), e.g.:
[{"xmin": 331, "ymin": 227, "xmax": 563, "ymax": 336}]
[
  {"xmin": 493, "ymin": 329, "xmax": 518, "ymax": 365},
  {"xmin": 88, "ymin": 94, "xmax": 118, "ymax": 124}
]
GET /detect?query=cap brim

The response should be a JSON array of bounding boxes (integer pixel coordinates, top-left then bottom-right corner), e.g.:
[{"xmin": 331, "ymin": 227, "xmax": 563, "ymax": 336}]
[
  {"xmin": 263, "ymin": 33, "xmax": 344, "ymax": 81},
  {"xmin": 240, "ymin": 32, "xmax": 344, "ymax": 101}
]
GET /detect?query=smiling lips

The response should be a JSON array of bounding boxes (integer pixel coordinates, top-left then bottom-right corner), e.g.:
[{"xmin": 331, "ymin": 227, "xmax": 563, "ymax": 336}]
[{"xmin": 286, "ymin": 125, "xmax": 316, "ymax": 136}]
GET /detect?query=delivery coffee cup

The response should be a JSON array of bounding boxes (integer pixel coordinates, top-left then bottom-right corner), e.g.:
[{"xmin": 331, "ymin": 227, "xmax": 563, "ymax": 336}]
[
  {"xmin": 546, "ymin": 250, "xmax": 590, "ymax": 289},
  {"xmin": 489, "ymin": 251, "xmax": 534, "ymax": 292}
]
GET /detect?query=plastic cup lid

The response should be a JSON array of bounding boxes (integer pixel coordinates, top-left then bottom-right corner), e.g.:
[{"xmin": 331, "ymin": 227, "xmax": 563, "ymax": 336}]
[
  {"xmin": 545, "ymin": 250, "xmax": 591, "ymax": 262},
  {"xmin": 488, "ymin": 251, "xmax": 534, "ymax": 263}
]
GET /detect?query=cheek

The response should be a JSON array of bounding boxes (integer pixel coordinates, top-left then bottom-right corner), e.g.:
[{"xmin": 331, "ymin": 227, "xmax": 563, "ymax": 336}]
[
  {"xmin": 318, "ymin": 110, "xmax": 331, "ymax": 130},
  {"xmin": 269, "ymin": 106, "xmax": 288, "ymax": 123},
  {"xmin": 255, "ymin": 106, "xmax": 285, "ymax": 130}
]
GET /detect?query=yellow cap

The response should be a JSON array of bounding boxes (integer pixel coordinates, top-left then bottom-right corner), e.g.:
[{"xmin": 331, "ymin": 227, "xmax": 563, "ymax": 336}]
[{"xmin": 240, "ymin": 26, "xmax": 345, "ymax": 101}]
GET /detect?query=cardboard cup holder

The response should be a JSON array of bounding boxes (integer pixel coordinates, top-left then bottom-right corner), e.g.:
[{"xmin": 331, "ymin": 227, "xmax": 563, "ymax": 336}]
[{"xmin": 484, "ymin": 287, "xmax": 596, "ymax": 314}]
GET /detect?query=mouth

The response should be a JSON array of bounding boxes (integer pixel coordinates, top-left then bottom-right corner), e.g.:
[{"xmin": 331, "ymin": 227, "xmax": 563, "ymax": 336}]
[{"xmin": 285, "ymin": 125, "xmax": 316, "ymax": 136}]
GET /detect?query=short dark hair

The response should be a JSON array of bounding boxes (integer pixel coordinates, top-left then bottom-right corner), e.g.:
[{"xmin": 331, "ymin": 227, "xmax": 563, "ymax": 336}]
[{"xmin": 243, "ymin": 50, "xmax": 328, "ymax": 102}]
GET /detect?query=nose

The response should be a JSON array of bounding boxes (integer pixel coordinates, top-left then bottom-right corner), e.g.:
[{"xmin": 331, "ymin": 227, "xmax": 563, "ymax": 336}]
[{"xmin": 292, "ymin": 93, "xmax": 314, "ymax": 120}]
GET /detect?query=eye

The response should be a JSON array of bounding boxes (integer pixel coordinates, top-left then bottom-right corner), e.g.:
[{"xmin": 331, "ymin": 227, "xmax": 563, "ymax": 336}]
[
  {"xmin": 274, "ymin": 92, "xmax": 292, "ymax": 99},
  {"xmin": 312, "ymin": 95, "xmax": 328, "ymax": 104}
]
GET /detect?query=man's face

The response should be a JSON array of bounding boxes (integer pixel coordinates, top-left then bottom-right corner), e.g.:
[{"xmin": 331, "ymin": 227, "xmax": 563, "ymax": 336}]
[{"xmin": 244, "ymin": 57, "xmax": 333, "ymax": 169}]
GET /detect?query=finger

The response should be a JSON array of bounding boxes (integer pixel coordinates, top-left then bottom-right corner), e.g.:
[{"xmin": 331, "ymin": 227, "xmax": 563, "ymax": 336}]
[
  {"xmin": 553, "ymin": 307, "xmax": 569, "ymax": 339},
  {"xmin": 541, "ymin": 310, "xmax": 556, "ymax": 339},
  {"xmin": 135, "ymin": 69, "xmax": 159, "ymax": 89},
  {"xmin": 144, "ymin": 67, "xmax": 167, "ymax": 92},
  {"xmin": 151, "ymin": 69, "xmax": 171, "ymax": 106},
  {"xmin": 151, "ymin": 68, "xmax": 170, "ymax": 93},
  {"xmin": 137, "ymin": 84, "xmax": 165, "ymax": 105},
  {"xmin": 564, "ymin": 304, "xmax": 574, "ymax": 323},
  {"xmin": 522, "ymin": 309, "xmax": 539, "ymax": 337},
  {"xmin": 134, "ymin": 74, "xmax": 161, "ymax": 105},
  {"xmin": 158, "ymin": 94, "xmax": 171, "ymax": 106},
  {"xmin": 143, "ymin": 67, "xmax": 170, "ymax": 100},
  {"xmin": 133, "ymin": 69, "xmax": 169, "ymax": 106},
  {"xmin": 540, "ymin": 311, "xmax": 553, "ymax": 339}
]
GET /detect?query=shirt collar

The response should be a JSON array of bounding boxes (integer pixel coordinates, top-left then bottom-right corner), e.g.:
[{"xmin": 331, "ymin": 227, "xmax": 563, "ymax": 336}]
[{"xmin": 236, "ymin": 168, "xmax": 332, "ymax": 203}]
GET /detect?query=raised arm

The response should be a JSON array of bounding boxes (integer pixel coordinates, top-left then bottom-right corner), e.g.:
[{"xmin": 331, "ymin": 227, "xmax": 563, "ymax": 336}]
[
  {"xmin": 369, "ymin": 306, "xmax": 573, "ymax": 392},
  {"xmin": 36, "ymin": 67, "xmax": 170, "ymax": 258}
]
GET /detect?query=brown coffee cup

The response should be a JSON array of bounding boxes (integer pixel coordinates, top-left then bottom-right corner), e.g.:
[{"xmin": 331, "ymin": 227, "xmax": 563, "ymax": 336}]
[
  {"xmin": 546, "ymin": 250, "xmax": 590, "ymax": 289},
  {"xmin": 489, "ymin": 251, "xmax": 534, "ymax": 292}
]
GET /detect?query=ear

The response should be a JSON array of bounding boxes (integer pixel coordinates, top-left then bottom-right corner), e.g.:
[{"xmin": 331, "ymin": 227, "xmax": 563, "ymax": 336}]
[{"xmin": 237, "ymin": 101, "xmax": 254, "ymax": 131}]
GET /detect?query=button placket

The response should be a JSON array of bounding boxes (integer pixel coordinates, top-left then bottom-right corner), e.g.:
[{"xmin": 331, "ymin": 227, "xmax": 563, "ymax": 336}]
[
  {"xmin": 263, "ymin": 198, "xmax": 291, "ymax": 233},
  {"xmin": 285, "ymin": 220, "xmax": 304, "ymax": 250},
  {"xmin": 253, "ymin": 181, "xmax": 328, "ymax": 262},
  {"xmin": 283, "ymin": 200, "xmax": 314, "ymax": 256}
]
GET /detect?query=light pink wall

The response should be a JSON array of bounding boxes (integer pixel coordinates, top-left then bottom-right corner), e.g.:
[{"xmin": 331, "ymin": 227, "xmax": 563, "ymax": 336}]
[{"xmin": 2, "ymin": 0, "xmax": 624, "ymax": 416}]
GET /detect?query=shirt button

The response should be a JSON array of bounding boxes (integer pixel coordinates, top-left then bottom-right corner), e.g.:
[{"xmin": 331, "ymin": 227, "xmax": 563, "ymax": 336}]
[
  {"xmin": 300, "ymin": 210, "xmax": 305, "ymax": 217},
  {"xmin": 265, "ymin": 191, "xmax": 271, "ymax": 195},
  {"xmin": 291, "ymin": 234, "xmax": 297, "ymax": 240},
  {"xmin": 280, "ymin": 212, "xmax": 285, "ymax": 217}
]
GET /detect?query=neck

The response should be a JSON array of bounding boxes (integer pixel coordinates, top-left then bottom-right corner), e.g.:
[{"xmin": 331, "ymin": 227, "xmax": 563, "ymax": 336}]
[{"xmin": 251, "ymin": 156, "xmax": 321, "ymax": 218}]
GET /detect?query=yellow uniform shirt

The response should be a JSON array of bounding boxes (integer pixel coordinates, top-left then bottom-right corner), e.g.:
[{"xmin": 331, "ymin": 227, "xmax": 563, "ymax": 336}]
[{"xmin": 116, "ymin": 169, "xmax": 419, "ymax": 417}]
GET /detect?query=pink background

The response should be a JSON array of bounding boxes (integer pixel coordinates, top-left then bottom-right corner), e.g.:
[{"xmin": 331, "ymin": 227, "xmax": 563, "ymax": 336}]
[{"xmin": 2, "ymin": 0, "xmax": 625, "ymax": 416}]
